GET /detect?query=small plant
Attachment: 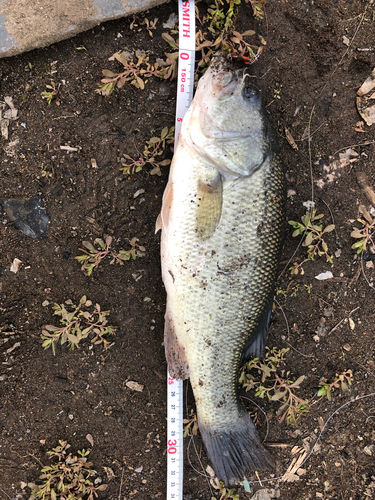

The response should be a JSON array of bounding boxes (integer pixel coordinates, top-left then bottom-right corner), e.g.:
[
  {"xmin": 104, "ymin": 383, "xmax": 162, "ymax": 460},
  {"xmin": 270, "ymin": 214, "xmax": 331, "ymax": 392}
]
[
  {"xmin": 288, "ymin": 208, "xmax": 335, "ymax": 275},
  {"xmin": 41, "ymin": 81, "xmax": 60, "ymax": 105},
  {"xmin": 214, "ymin": 481, "xmax": 239, "ymax": 500},
  {"xmin": 208, "ymin": 469, "xmax": 239, "ymax": 500},
  {"xmin": 206, "ymin": 0, "xmax": 242, "ymax": 33},
  {"xmin": 160, "ymin": 33, "xmax": 180, "ymax": 80},
  {"xmin": 41, "ymin": 296, "xmax": 116, "ymax": 355},
  {"xmin": 31, "ymin": 440, "xmax": 107, "ymax": 500},
  {"xmin": 40, "ymin": 168, "xmax": 53, "ymax": 182},
  {"xmin": 75, "ymin": 236, "xmax": 145, "ymax": 275},
  {"xmin": 350, "ymin": 205, "xmax": 375, "ymax": 254},
  {"xmin": 248, "ymin": 0, "xmax": 266, "ymax": 19},
  {"xmin": 317, "ymin": 369, "xmax": 353, "ymax": 401},
  {"xmin": 183, "ymin": 409, "xmax": 199, "ymax": 437},
  {"xmin": 363, "ymin": 474, "xmax": 375, "ymax": 497},
  {"xmin": 240, "ymin": 347, "xmax": 309, "ymax": 424},
  {"xmin": 273, "ymin": 86, "xmax": 282, "ymax": 99},
  {"xmin": 121, "ymin": 126, "xmax": 174, "ymax": 176},
  {"xmin": 140, "ymin": 16, "xmax": 158, "ymax": 37},
  {"xmin": 97, "ymin": 48, "xmax": 177, "ymax": 96}
]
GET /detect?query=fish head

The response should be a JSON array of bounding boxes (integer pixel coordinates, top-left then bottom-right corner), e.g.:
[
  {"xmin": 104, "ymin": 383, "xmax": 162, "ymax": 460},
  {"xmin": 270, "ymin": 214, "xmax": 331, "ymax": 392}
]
[{"xmin": 183, "ymin": 53, "xmax": 271, "ymax": 178}]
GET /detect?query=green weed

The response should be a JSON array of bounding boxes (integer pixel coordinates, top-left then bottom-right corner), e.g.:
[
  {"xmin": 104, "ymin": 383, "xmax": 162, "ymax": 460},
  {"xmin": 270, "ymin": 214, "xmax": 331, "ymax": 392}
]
[
  {"xmin": 97, "ymin": 49, "xmax": 177, "ymax": 96},
  {"xmin": 31, "ymin": 440, "xmax": 107, "ymax": 500},
  {"xmin": 121, "ymin": 126, "xmax": 174, "ymax": 176},
  {"xmin": 183, "ymin": 409, "xmax": 199, "ymax": 438},
  {"xmin": 318, "ymin": 369, "xmax": 353, "ymax": 401},
  {"xmin": 351, "ymin": 205, "xmax": 375, "ymax": 254},
  {"xmin": 41, "ymin": 296, "xmax": 116, "ymax": 355},
  {"xmin": 240, "ymin": 347, "xmax": 309, "ymax": 424},
  {"xmin": 41, "ymin": 81, "xmax": 60, "ymax": 105},
  {"xmin": 288, "ymin": 208, "xmax": 335, "ymax": 275},
  {"xmin": 76, "ymin": 236, "xmax": 145, "ymax": 275}
]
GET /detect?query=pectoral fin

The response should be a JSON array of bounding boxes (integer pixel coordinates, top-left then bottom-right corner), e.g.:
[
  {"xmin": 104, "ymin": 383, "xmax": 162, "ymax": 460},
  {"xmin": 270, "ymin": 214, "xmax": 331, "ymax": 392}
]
[
  {"xmin": 164, "ymin": 303, "xmax": 189, "ymax": 380},
  {"xmin": 155, "ymin": 181, "xmax": 174, "ymax": 233},
  {"xmin": 195, "ymin": 173, "xmax": 223, "ymax": 240}
]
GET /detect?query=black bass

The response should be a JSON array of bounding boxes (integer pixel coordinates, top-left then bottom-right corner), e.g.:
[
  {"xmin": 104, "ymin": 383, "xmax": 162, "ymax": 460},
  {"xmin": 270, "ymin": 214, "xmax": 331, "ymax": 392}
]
[{"xmin": 156, "ymin": 53, "xmax": 285, "ymax": 485}]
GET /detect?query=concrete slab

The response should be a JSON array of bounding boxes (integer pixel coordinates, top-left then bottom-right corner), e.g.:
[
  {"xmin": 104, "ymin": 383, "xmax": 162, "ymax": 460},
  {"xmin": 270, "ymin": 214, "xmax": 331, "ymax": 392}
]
[{"xmin": 0, "ymin": 0, "xmax": 169, "ymax": 58}]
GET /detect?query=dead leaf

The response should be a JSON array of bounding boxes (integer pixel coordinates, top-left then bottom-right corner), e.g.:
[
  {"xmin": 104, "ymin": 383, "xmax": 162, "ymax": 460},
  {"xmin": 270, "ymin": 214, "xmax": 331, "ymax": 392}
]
[
  {"xmin": 281, "ymin": 450, "xmax": 307, "ymax": 482},
  {"xmin": 206, "ymin": 465, "xmax": 215, "ymax": 477},
  {"xmin": 126, "ymin": 381, "xmax": 144, "ymax": 392},
  {"xmin": 86, "ymin": 433, "xmax": 94, "ymax": 446},
  {"xmin": 357, "ymin": 68, "xmax": 375, "ymax": 125},
  {"xmin": 104, "ymin": 466, "xmax": 116, "ymax": 480},
  {"xmin": 315, "ymin": 148, "xmax": 358, "ymax": 188},
  {"xmin": 285, "ymin": 127, "xmax": 298, "ymax": 150},
  {"xmin": 357, "ymin": 68, "xmax": 375, "ymax": 96}
]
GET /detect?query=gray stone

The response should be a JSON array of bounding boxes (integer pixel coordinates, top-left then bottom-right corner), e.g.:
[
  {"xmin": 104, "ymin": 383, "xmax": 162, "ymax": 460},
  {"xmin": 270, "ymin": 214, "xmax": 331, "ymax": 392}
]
[{"xmin": 0, "ymin": 0, "xmax": 169, "ymax": 59}]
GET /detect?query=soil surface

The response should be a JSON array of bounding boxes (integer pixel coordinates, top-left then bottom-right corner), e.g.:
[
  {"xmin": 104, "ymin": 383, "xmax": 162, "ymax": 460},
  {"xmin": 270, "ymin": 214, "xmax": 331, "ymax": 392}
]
[{"xmin": 1, "ymin": 1, "xmax": 375, "ymax": 499}]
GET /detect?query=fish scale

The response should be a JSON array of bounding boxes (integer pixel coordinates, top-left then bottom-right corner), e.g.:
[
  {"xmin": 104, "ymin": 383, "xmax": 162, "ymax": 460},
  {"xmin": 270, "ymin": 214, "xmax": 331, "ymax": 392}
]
[{"xmin": 158, "ymin": 53, "xmax": 285, "ymax": 485}]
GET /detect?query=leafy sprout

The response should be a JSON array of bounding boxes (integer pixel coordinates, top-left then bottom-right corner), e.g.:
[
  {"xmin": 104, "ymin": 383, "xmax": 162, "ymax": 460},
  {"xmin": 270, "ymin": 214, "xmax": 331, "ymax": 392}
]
[
  {"xmin": 288, "ymin": 208, "xmax": 335, "ymax": 275},
  {"xmin": 121, "ymin": 126, "xmax": 174, "ymax": 176},
  {"xmin": 351, "ymin": 205, "xmax": 375, "ymax": 255},
  {"xmin": 240, "ymin": 347, "xmax": 309, "ymax": 425},
  {"xmin": 75, "ymin": 236, "xmax": 145, "ymax": 275},
  {"xmin": 41, "ymin": 296, "xmax": 116, "ymax": 355},
  {"xmin": 41, "ymin": 81, "xmax": 60, "ymax": 105},
  {"xmin": 31, "ymin": 440, "xmax": 107, "ymax": 500},
  {"xmin": 317, "ymin": 369, "xmax": 353, "ymax": 401},
  {"xmin": 96, "ymin": 49, "xmax": 177, "ymax": 96}
]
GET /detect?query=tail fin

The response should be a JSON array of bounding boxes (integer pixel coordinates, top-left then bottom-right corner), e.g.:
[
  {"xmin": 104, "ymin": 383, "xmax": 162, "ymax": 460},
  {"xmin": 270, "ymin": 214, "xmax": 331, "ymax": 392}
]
[{"xmin": 199, "ymin": 410, "xmax": 274, "ymax": 486}]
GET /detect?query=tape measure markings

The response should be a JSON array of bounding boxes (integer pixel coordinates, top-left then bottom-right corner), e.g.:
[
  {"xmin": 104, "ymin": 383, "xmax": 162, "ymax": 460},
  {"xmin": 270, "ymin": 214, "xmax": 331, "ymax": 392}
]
[{"xmin": 167, "ymin": 1, "xmax": 196, "ymax": 498}]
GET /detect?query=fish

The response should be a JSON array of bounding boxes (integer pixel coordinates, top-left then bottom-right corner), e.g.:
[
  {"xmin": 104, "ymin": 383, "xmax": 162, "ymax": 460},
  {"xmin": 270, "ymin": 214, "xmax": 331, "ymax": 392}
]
[{"xmin": 156, "ymin": 53, "xmax": 285, "ymax": 486}]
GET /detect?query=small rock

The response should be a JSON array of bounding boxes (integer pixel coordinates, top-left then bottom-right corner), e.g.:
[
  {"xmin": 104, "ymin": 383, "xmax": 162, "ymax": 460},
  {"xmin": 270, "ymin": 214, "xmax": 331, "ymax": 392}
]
[
  {"xmin": 135, "ymin": 466, "xmax": 143, "ymax": 473},
  {"xmin": 10, "ymin": 258, "xmax": 22, "ymax": 273},
  {"xmin": 315, "ymin": 271, "xmax": 333, "ymax": 280},
  {"xmin": 0, "ymin": 374, "xmax": 8, "ymax": 381}
]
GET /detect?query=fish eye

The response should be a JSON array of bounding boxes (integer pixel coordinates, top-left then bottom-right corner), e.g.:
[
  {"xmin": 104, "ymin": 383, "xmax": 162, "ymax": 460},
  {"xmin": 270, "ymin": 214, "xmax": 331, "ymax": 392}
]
[{"xmin": 244, "ymin": 87, "xmax": 260, "ymax": 101}]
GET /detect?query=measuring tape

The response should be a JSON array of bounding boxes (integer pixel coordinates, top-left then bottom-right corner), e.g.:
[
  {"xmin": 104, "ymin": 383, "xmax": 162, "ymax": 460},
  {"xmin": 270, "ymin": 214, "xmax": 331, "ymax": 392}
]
[
  {"xmin": 167, "ymin": 1, "xmax": 195, "ymax": 499},
  {"xmin": 174, "ymin": 0, "xmax": 196, "ymax": 149}
]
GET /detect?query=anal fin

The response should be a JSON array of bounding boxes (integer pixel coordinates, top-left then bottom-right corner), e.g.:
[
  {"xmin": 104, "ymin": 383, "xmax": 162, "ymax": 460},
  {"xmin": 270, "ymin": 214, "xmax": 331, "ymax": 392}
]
[
  {"xmin": 164, "ymin": 303, "xmax": 189, "ymax": 380},
  {"xmin": 241, "ymin": 295, "xmax": 274, "ymax": 362}
]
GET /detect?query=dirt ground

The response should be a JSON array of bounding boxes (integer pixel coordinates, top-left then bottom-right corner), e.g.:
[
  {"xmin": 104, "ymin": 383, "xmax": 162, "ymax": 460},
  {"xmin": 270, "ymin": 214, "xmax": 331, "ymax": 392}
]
[{"xmin": 0, "ymin": 0, "xmax": 375, "ymax": 499}]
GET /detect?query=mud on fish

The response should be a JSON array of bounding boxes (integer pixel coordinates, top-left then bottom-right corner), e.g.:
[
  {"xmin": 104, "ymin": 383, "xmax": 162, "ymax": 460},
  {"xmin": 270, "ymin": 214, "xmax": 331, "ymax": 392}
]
[{"xmin": 157, "ymin": 52, "xmax": 286, "ymax": 486}]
